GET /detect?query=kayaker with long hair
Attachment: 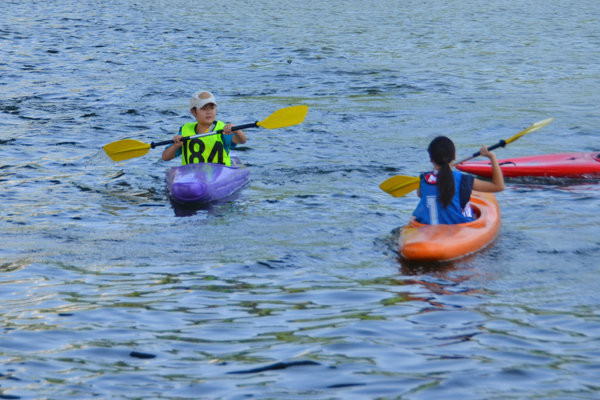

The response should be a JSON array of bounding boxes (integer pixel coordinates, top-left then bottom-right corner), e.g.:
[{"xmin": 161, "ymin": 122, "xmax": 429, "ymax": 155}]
[
  {"xmin": 413, "ymin": 136, "xmax": 505, "ymax": 225},
  {"xmin": 162, "ymin": 91, "xmax": 247, "ymax": 165}
]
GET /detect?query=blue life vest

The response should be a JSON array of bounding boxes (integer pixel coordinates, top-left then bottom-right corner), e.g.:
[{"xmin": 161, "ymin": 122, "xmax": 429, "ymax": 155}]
[{"xmin": 412, "ymin": 170, "xmax": 475, "ymax": 225}]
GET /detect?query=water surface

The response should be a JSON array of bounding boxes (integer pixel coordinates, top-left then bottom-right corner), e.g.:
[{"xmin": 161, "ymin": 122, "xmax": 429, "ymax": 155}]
[{"xmin": 1, "ymin": 0, "xmax": 600, "ymax": 398}]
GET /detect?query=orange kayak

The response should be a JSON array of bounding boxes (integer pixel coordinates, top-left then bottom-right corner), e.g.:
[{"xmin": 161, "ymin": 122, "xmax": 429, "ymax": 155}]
[{"xmin": 399, "ymin": 191, "xmax": 501, "ymax": 262}]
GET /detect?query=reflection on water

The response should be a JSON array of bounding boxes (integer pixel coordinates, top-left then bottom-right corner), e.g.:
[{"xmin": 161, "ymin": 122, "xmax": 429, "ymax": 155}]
[
  {"xmin": 169, "ymin": 188, "xmax": 247, "ymax": 217},
  {"xmin": 399, "ymin": 257, "xmax": 460, "ymax": 276},
  {"xmin": 504, "ymin": 175, "xmax": 600, "ymax": 187}
]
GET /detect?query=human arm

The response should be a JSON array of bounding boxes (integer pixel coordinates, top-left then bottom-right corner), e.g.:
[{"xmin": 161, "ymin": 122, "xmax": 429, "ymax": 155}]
[
  {"xmin": 162, "ymin": 135, "xmax": 183, "ymax": 161},
  {"xmin": 223, "ymin": 123, "xmax": 246, "ymax": 144},
  {"xmin": 416, "ymin": 172, "xmax": 426, "ymax": 197},
  {"xmin": 471, "ymin": 145, "xmax": 505, "ymax": 192}
]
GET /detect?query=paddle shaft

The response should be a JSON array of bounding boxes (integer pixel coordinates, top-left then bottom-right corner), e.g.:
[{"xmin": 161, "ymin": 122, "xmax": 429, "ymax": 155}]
[
  {"xmin": 149, "ymin": 122, "xmax": 258, "ymax": 149},
  {"xmin": 455, "ymin": 118, "xmax": 553, "ymax": 165},
  {"xmin": 455, "ymin": 139, "xmax": 506, "ymax": 165}
]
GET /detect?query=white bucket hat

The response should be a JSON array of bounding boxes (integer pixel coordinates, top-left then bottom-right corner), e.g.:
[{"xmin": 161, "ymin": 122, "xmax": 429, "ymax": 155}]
[{"xmin": 190, "ymin": 91, "xmax": 217, "ymax": 109}]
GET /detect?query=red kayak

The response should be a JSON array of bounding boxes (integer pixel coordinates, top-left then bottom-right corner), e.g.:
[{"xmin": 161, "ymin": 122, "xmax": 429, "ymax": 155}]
[{"xmin": 456, "ymin": 152, "xmax": 600, "ymax": 178}]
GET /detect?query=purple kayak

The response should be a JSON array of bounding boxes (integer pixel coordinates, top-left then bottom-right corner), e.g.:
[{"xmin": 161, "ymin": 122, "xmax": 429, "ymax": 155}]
[{"xmin": 165, "ymin": 154, "xmax": 249, "ymax": 204}]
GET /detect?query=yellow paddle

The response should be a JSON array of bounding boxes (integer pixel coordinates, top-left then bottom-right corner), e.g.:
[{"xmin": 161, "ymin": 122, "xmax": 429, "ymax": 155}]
[
  {"xmin": 103, "ymin": 105, "xmax": 308, "ymax": 162},
  {"xmin": 379, "ymin": 118, "xmax": 554, "ymax": 197},
  {"xmin": 454, "ymin": 117, "xmax": 554, "ymax": 165},
  {"xmin": 379, "ymin": 175, "xmax": 421, "ymax": 198}
]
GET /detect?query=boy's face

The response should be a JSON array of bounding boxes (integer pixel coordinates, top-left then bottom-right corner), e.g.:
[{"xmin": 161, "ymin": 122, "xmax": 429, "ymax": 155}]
[{"xmin": 192, "ymin": 103, "xmax": 216, "ymax": 125}]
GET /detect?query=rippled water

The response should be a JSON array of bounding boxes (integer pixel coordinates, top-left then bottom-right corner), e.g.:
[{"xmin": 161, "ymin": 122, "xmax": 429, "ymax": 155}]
[{"xmin": 1, "ymin": 0, "xmax": 600, "ymax": 398}]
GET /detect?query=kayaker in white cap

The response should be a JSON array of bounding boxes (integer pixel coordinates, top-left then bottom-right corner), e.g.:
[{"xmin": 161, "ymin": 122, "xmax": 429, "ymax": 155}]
[
  {"xmin": 412, "ymin": 136, "xmax": 504, "ymax": 225},
  {"xmin": 162, "ymin": 91, "xmax": 246, "ymax": 166}
]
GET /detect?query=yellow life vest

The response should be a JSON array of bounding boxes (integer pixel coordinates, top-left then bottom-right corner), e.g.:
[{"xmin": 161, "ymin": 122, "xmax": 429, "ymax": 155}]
[{"xmin": 180, "ymin": 121, "xmax": 231, "ymax": 166}]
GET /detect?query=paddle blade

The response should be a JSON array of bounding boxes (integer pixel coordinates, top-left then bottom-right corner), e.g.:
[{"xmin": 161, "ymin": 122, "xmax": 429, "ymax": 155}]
[
  {"xmin": 103, "ymin": 139, "xmax": 152, "ymax": 162},
  {"xmin": 505, "ymin": 117, "xmax": 554, "ymax": 145},
  {"xmin": 257, "ymin": 105, "xmax": 308, "ymax": 129},
  {"xmin": 379, "ymin": 175, "xmax": 421, "ymax": 198}
]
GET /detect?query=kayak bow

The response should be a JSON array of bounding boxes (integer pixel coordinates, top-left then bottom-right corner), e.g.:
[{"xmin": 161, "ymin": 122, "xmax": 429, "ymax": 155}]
[{"xmin": 165, "ymin": 154, "xmax": 249, "ymax": 203}]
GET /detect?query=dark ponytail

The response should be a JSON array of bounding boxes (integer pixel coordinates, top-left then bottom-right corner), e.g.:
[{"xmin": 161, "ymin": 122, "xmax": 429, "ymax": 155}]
[{"xmin": 428, "ymin": 136, "xmax": 456, "ymax": 208}]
